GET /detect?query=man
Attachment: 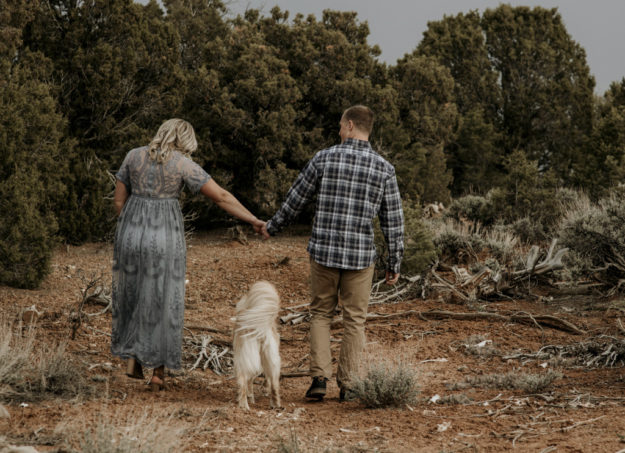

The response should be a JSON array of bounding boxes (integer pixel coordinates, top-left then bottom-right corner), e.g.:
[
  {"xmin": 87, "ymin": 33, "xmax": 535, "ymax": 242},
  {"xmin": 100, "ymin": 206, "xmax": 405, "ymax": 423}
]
[{"xmin": 263, "ymin": 105, "xmax": 404, "ymax": 401}]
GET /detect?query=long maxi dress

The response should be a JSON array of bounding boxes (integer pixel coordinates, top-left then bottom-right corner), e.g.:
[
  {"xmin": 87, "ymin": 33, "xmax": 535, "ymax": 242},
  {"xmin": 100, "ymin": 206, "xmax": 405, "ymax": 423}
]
[{"xmin": 111, "ymin": 146, "xmax": 210, "ymax": 369}]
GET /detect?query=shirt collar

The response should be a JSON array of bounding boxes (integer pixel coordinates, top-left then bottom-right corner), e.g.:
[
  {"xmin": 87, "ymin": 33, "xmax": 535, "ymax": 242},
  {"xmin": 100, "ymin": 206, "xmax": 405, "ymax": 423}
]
[{"xmin": 343, "ymin": 138, "xmax": 372, "ymax": 150}]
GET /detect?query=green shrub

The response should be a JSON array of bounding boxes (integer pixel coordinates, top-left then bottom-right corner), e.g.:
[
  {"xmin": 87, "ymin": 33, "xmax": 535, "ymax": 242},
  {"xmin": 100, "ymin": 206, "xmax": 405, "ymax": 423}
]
[
  {"xmin": 0, "ymin": 170, "xmax": 57, "ymax": 289},
  {"xmin": 375, "ymin": 200, "xmax": 437, "ymax": 275},
  {"xmin": 351, "ymin": 362, "xmax": 419, "ymax": 408}
]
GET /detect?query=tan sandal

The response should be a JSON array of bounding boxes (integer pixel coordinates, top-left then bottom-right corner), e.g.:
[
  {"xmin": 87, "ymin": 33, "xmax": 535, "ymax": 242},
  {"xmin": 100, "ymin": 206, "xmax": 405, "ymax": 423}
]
[
  {"xmin": 125, "ymin": 358, "xmax": 144, "ymax": 380},
  {"xmin": 149, "ymin": 366, "xmax": 166, "ymax": 391},
  {"xmin": 148, "ymin": 375, "xmax": 165, "ymax": 392}
]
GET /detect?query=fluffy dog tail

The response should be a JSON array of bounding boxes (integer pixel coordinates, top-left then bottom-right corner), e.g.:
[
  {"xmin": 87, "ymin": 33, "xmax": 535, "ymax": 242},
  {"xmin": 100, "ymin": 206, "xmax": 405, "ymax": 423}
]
[{"xmin": 234, "ymin": 281, "xmax": 280, "ymax": 339}]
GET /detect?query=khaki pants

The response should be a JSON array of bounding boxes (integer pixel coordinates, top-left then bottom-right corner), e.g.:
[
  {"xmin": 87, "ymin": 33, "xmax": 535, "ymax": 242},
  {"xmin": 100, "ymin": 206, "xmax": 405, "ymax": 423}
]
[{"xmin": 309, "ymin": 259, "xmax": 375, "ymax": 388}]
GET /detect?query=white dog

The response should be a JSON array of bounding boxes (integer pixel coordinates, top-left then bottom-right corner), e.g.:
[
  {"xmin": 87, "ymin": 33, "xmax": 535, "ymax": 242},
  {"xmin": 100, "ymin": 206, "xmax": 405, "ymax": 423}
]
[{"xmin": 233, "ymin": 281, "xmax": 281, "ymax": 410}]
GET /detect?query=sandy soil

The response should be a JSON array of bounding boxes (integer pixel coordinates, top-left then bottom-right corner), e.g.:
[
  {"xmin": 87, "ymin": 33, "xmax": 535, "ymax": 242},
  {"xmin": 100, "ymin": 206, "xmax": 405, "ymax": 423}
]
[{"xmin": 1, "ymin": 230, "xmax": 625, "ymax": 452}]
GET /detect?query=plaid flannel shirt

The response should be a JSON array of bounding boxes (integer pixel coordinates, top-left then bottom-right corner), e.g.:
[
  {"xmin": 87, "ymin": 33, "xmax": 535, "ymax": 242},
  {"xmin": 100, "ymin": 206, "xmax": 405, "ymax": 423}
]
[{"xmin": 266, "ymin": 138, "xmax": 404, "ymax": 273}]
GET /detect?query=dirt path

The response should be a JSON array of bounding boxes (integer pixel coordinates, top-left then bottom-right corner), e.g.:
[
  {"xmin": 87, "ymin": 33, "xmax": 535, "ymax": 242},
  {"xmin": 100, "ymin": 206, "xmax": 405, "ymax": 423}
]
[{"xmin": 1, "ymin": 231, "xmax": 625, "ymax": 452}]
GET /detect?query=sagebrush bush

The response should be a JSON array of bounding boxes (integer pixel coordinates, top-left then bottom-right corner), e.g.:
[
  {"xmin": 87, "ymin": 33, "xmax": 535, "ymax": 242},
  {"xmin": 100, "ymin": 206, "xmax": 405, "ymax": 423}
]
[
  {"xmin": 431, "ymin": 219, "xmax": 485, "ymax": 264},
  {"xmin": 351, "ymin": 363, "xmax": 419, "ymax": 408},
  {"xmin": 445, "ymin": 194, "xmax": 494, "ymax": 225},
  {"xmin": 458, "ymin": 370, "xmax": 561, "ymax": 393},
  {"xmin": 559, "ymin": 191, "xmax": 625, "ymax": 284}
]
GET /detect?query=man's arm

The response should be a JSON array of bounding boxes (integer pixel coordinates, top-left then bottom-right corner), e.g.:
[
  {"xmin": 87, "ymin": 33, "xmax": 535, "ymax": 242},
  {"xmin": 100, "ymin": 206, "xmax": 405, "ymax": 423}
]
[
  {"xmin": 378, "ymin": 171, "xmax": 404, "ymax": 282},
  {"xmin": 266, "ymin": 157, "xmax": 319, "ymax": 235}
]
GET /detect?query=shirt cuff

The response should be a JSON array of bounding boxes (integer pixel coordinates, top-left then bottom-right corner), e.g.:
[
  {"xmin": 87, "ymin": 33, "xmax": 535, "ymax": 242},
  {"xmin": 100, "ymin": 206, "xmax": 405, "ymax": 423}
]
[{"xmin": 266, "ymin": 219, "xmax": 278, "ymax": 236}]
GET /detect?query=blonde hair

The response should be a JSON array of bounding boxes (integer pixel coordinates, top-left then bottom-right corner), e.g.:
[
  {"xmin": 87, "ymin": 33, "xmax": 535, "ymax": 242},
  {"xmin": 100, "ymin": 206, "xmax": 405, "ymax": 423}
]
[{"xmin": 148, "ymin": 118, "xmax": 198, "ymax": 163}]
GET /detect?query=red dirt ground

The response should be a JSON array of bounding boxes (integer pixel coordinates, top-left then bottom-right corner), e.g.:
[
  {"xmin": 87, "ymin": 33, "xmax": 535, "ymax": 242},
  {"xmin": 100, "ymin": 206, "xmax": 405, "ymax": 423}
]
[{"xmin": 1, "ymin": 230, "xmax": 625, "ymax": 452}]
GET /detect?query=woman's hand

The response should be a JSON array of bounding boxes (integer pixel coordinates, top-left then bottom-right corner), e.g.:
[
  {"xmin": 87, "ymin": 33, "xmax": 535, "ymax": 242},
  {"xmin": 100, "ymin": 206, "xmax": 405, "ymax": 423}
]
[{"xmin": 113, "ymin": 181, "xmax": 129, "ymax": 216}]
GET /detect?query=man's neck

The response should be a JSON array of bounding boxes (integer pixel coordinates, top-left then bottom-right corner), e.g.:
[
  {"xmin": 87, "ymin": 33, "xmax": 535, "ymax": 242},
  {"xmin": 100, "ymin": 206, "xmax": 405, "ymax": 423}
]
[{"xmin": 346, "ymin": 133, "xmax": 369, "ymax": 142}]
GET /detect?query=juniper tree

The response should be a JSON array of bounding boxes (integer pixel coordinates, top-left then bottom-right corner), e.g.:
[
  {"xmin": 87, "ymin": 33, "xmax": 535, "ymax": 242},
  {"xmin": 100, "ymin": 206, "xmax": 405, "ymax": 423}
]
[
  {"xmin": 390, "ymin": 54, "xmax": 457, "ymax": 204},
  {"xmin": 482, "ymin": 5, "xmax": 595, "ymax": 184},
  {"xmin": 417, "ymin": 11, "xmax": 503, "ymax": 195}
]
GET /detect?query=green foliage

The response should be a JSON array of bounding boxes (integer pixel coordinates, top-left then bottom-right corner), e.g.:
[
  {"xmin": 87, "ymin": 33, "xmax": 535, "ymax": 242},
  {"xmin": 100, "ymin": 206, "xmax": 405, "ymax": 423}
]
[
  {"xmin": 351, "ymin": 362, "xmax": 419, "ymax": 408},
  {"xmin": 390, "ymin": 55, "xmax": 457, "ymax": 203},
  {"xmin": 0, "ymin": 170, "xmax": 57, "ymax": 289},
  {"xmin": 0, "ymin": 46, "xmax": 67, "ymax": 287},
  {"xmin": 417, "ymin": 11, "xmax": 503, "ymax": 196},
  {"xmin": 574, "ymin": 81, "xmax": 625, "ymax": 199},
  {"xmin": 375, "ymin": 201, "xmax": 436, "ymax": 275},
  {"xmin": 482, "ymin": 5, "xmax": 594, "ymax": 183},
  {"xmin": 481, "ymin": 151, "xmax": 576, "ymax": 241}
]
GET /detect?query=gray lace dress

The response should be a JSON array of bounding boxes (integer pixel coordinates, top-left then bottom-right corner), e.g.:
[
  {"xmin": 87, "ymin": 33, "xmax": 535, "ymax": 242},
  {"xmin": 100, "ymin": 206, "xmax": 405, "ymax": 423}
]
[{"xmin": 111, "ymin": 146, "xmax": 210, "ymax": 369}]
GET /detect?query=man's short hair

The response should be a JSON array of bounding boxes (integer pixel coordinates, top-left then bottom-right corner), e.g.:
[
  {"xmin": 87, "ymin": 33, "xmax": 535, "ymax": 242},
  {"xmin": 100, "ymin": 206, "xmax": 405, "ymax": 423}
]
[{"xmin": 343, "ymin": 105, "xmax": 374, "ymax": 134}]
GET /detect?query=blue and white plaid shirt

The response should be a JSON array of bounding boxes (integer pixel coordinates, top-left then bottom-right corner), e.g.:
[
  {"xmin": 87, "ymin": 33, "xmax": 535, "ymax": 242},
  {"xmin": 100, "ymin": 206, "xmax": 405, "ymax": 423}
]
[{"xmin": 266, "ymin": 138, "xmax": 404, "ymax": 273}]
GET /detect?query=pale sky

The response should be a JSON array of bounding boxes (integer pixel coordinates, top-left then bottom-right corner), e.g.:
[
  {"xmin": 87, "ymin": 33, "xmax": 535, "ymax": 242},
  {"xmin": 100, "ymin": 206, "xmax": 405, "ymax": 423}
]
[{"xmin": 227, "ymin": 0, "xmax": 625, "ymax": 95}]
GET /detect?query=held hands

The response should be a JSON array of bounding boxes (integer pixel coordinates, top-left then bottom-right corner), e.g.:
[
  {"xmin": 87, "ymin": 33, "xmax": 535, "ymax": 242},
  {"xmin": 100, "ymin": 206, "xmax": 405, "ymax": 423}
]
[
  {"xmin": 251, "ymin": 218, "xmax": 270, "ymax": 240},
  {"xmin": 385, "ymin": 270, "xmax": 400, "ymax": 285},
  {"xmin": 260, "ymin": 223, "xmax": 270, "ymax": 240}
]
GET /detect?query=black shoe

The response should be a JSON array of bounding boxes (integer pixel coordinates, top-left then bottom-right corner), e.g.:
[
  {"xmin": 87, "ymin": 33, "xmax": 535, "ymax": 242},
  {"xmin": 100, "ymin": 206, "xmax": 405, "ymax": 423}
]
[
  {"xmin": 339, "ymin": 387, "xmax": 357, "ymax": 402},
  {"xmin": 305, "ymin": 376, "xmax": 327, "ymax": 400}
]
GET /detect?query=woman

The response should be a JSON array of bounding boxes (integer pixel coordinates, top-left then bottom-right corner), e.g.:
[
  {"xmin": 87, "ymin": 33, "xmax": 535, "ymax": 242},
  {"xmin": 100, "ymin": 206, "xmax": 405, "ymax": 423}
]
[{"xmin": 111, "ymin": 118, "xmax": 265, "ymax": 390}]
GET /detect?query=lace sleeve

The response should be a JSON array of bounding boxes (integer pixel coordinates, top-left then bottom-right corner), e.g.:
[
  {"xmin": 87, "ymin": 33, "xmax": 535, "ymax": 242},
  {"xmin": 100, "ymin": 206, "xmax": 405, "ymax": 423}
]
[{"xmin": 180, "ymin": 156, "xmax": 211, "ymax": 194}]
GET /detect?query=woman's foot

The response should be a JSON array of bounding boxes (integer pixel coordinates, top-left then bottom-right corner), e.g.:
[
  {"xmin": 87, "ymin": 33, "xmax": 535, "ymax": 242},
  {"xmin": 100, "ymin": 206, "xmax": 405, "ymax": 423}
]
[
  {"xmin": 149, "ymin": 366, "xmax": 166, "ymax": 391},
  {"xmin": 125, "ymin": 358, "xmax": 144, "ymax": 380}
]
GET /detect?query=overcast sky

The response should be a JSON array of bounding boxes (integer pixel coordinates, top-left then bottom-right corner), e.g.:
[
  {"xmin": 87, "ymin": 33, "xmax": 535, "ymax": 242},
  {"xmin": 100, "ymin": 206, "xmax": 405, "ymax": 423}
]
[{"xmin": 225, "ymin": 0, "xmax": 625, "ymax": 94}]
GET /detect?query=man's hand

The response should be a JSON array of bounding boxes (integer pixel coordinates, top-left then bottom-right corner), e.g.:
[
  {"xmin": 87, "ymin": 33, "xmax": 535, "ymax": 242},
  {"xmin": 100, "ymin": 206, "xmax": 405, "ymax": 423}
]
[{"xmin": 385, "ymin": 270, "xmax": 400, "ymax": 285}]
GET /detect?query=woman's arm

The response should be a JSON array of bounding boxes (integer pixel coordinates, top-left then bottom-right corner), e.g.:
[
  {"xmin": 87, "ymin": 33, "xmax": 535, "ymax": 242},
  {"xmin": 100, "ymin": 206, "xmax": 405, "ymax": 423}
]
[
  {"xmin": 200, "ymin": 179, "xmax": 267, "ymax": 235},
  {"xmin": 113, "ymin": 180, "xmax": 129, "ymax": 216}
]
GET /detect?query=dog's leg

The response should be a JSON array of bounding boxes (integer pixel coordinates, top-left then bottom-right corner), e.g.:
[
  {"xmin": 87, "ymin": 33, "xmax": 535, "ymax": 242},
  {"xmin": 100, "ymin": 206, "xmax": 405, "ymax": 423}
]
[
  {"xmin": 262, "ymin": 333, "xmax": 282, "ymax": 409},
  {"xmin": 237, "ymin": 373, "xmax": 250, "ymax": 410},
  {"xmin": 247, "ymin": 377, "xmax": 255, "ymax": 404}
]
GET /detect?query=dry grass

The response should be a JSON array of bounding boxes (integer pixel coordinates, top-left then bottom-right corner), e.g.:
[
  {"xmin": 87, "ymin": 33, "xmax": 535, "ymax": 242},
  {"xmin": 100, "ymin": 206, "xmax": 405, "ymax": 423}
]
[
  {"xmin": 0, "ymin": 320, "xmax": 92, "ymax": 401},
  {"xmin": 57, "ymin": 406, "xmax": 188, "ymax": 453}
]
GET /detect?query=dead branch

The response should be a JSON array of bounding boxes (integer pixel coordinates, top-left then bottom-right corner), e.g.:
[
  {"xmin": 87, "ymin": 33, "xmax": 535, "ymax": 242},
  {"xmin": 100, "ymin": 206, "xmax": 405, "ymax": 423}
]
[
  {"xmin": 561, "ymin": 415, "xmax": 605, "ymax": 432},
  {"xmin": 186, "ymin": 334, "xmax": 233, "ymax": 374},
  {"xmin": 70, "ymin": 272, "xmax": 112, "ymax": 339},
  {"xmin": 328, "ymin": 309, "xmax": 585, "ymax": 334}
]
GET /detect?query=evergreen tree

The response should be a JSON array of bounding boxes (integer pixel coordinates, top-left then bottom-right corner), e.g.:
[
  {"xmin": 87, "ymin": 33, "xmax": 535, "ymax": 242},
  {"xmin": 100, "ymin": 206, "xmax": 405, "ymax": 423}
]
[
  {"xmin": 576, "ymin": 80, "xmax": 625, "ymax": 198},
  {"xmin": 0, "ymin": 2, "xmax": 67, "ymax": 287},
  {"xmin": 390, "ymin": 55, "xmax": 457, "ymax": 203},
  {"xmin": 482, "ymin": 5, "xmax": 595, "ymax": 183},
  {"xmin": 417, "ymin": 11, "xmax": 503, "ymax": 195}
]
